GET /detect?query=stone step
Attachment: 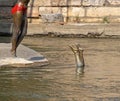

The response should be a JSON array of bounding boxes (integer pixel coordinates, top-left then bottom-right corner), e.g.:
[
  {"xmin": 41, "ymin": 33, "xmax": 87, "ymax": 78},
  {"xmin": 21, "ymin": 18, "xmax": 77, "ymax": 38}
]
[
  {"xmin": 0, "ymin": 43, "xmax": 48, "ymax": 67},
  {"xmin": 0, "ymin": 23, "xmax": 13, "ymax": 35}
]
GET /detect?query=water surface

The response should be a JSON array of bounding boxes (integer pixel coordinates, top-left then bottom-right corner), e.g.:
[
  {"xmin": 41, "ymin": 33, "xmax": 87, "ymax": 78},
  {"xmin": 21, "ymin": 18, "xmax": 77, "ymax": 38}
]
[{"xmin": 0, "ymin": 36, "xmax": 120, "ymax": 101}]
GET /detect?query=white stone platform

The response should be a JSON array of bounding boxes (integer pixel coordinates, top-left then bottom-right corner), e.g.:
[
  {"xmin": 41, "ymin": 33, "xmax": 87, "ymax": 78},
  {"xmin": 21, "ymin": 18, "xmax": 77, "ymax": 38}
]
[{"xmin": 0, "ymin": 43, "xmax": 48, "ymax": 67}]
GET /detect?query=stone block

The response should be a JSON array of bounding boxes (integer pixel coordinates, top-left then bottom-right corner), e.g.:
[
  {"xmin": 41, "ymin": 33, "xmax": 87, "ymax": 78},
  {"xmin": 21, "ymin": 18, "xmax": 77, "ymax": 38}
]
[
  {"xmin": 0, "ymin": 44, "xmax": 48, "ymax": 68},
  {"xmin": 0, "ymin": 23, "xmax": 13, "ymax": 35},
  {"xmin": 41, "ymin": 13, "xmax": 64, "ymax": 23},
  {"xmin": 27, "ymin": 7, "xmax": 39, "ymax": 17},
  {"xmin": 106, "ymin": 0, "xmax": 120, "ymax": 6},
  {"xmin": 68, "ymin": 7, "xmax": 85, "ymax": 17},
  {"xmin": 39, "ymin": 7, "xmax": 60, "ymax": 14},
  {"xmin": 39, "ymin": 7, "xmax": 62, "ymax": 15},
  {"xmin": 39, "ymin": 7, "xmax": 85, "ymax": 20},
  {"xmin": 87, "ymin": 7, "xmax": 120, "ymax": 17},
  {"xmin": 51, "ymin": 0, "xmax": 67, "ymax": 6},
  {"xmin": 28, "ymin": 0, "xmax": 51, "ymax": 6},
  {"xmin": 69, "ymin": 0, "xmax": 81, "ymax": 6},
  {"xmin": 0, "ymin": 0, "xmax": 17, "ymax": 7},
  {"xmin": 82, "ymin": 0, "xmax": 105, "ymax": 6},
  {"xmin": 39, "ymin": 7, "xmax": 67, "ymax": 17},
  {"xmin": 0, "ymin": 19, "xmax": 13, "ymax": 23},
  {"xmin": 61, "ymin": 7, "xmax": 67, "ymax": 17},
  {"xmin": 0, "ymin": 7, "xmax": 12, "ymax": 19}
]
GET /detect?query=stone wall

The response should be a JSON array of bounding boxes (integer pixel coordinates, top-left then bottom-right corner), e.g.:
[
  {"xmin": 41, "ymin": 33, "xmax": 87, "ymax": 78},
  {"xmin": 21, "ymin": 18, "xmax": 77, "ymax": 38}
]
[
  {"xmin": 0, "ymin": 0, "xmax": 17, "ymax": 23},
  {"xmin": 27, "ymin": 0, "xmax": 120, "ymax": 23},
  {"xmin": 0, "ymin": 0, "xmax": 120, "ymax": 23}
]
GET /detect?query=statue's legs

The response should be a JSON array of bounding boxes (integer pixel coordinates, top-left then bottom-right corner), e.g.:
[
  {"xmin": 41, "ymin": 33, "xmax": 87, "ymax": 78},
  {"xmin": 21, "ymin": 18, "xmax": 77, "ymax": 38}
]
[
  {"xmin": 11, "ymin": 13, "xmax": 23, "ymax": 57},
  {"xmin": 16, "ymin": 17, "xmax": 27, "ymax": 48}
]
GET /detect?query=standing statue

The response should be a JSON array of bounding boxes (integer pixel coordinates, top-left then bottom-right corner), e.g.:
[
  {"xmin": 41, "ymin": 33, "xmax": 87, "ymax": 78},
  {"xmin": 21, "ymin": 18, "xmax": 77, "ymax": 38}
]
[
  {"xmin": 11, "ymin": 0, "xmax": 30, "ymax": 57},
  {"xmin": 69, "ymin": 44, "xmax": 85, "ymax": 74}
]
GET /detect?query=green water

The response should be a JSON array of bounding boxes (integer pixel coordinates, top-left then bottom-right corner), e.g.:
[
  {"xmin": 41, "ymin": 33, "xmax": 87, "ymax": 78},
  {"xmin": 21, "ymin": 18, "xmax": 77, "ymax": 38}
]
[{"xmin": 0, "ymin": 36, "xmax": 120, "ymax": 101}]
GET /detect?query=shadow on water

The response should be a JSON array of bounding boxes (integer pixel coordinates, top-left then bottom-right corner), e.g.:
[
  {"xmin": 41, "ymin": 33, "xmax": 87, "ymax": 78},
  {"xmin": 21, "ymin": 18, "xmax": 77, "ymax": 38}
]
[
  {"xmin": 0, "ymin": 36, "xmax": 120, "ymax": 101},
  {"xmin": 29, "ymin": 56, "xmax": 45, "ymax": 61}
]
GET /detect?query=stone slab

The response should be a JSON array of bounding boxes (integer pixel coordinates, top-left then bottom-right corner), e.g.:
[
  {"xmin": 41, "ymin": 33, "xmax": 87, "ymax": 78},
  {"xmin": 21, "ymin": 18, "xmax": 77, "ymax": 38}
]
[
  {"xmin": 39, "ymin": 7, "xmax": 63, "ymax": 14},
  {"xmin": 107, "ymin": 0, "xmax": 120, "ymax": 6},
  {"xmin": 87, "ymin": 7, "xmax": 120, "ymax": 17},
  {"xmin": 28, "ymin": 0, "xmax": 120, "ymax": 7},
  {"xmin": 27, "ymin": 7, "xmax": 39, "ymax": 18},
  {"xmin": 51, "ymin": 0, "xmax": 67, "ymax": 6},
  {"xmin": 82, "ymin": 0, "xmax": 105, "ymax": 6},
  {"xmin": 27, "ymin": 23, "xmax": 120, "ymax": 37},
  {"xmin": 0, "ymin": 0, "xmax": 17, "ymax": 7},
  {"xmin": 68, "ymin": 7, "xmax": 85, "ymax": 17},
  {"xmin": 70, "ymin": 0, "xmax": 81, "ymax": 6},
  {"xmin": 41, "ymin": 13, "xmax": 64, "ymax": 23},
  {"xmin": 0, "ymin": 7, "xmax": 12, "ymax": 19},
  {"xmin": 0, "ymin": 43, "xmax": 48, "ymax": 67},
  {"xmin": 2, "ymin": 22, "xmax": 120, "ymax": 37},
  {"xmin": 28, "ymin": 0, "xmax": 51, "ymax": 6},
  {"xmin": 0, "ymin": 23, "xmax": 13, "ymax": 35}
]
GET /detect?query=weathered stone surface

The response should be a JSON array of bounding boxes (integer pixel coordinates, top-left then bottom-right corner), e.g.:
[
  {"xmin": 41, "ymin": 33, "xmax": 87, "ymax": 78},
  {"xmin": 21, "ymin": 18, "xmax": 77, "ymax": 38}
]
[
  {"xmin": 0, "ymin": 19, "xmax": 13, "ymax": 23},
  {"xmin": 41, "ymin": 13, "xmax": 64, "ymax": 23},
  {"xmin": 26, "ymin": 23, "xmax": 120, "ymax": 38},
  {"xmin": 51, "ymin": 0, "xmax": 67, "ymax": 6},
  {"xmin": 0, "ymin": 23, "xmax": 13, "ymax": 35},
  {"xmin": 50, "ymin": 0, "xmax": 82, "ymax": 6},
  {"xmin": 107, "ymin": 0, "xmax": 120, "ymax": 5},
  {"xmin": 87, "ymin": 7, "xmax": 120, "ymax": 17},
  {"xmin": 69, "ymin": 0, "xmax": 81, "ymax": 6},
  {"xmin": 109, "ymin": 17, "xmax": 120, "ymax": 23},
  {"xmin": 0, "ymin": 0, "xmax": 17, "ymax": 7},
  {"xmin": 27, "ymin": 23, "xmax": 48, "ymax": 35},
  {"xmin": 80, "ymin": 17, "xmax": 103, "ymax": 23},
  {"xmin": 0, "ymin": 0, "xmax": 119, "ymax": 23},
  {"xmin": 67, "ymin": 17, "xmax": 103, "ymax": 23},
  {"xmin": 39, "ymin": 7, "xmax": 62, "ymax": 14},
  {"xmin": 27, "ymin": 7, "xmax": 39, "ymax": 17},
  {"xmin": 0, "ymin": 7, "xmax": 12, "ymax": 19},
  {"xmin": 28, "ymin": 0, "xmax": 51, "ymax": 6},
  {"xmin": 68, "ymin": 7, "xmax": 85, "ymax": 17},
  {"xmin": 0, "ymin": 43, "xmax": 48, "ymax": 67},
  {"xmin": 39, "ymin": 7, "xmax": 67, "ymax": 22},
  {"xmin": 82, "ymin": 0, "xmax": 105, "ymax": 6},
  {"xmin": 25, "ymin": 22, "xmax": 120, "ymax": 38},
  {"xmin": 28, "ymin": 18, "xmax": 41, "ymax": 23},
  {"xmin": 61, "ymin": 7, "xmax": 67, "ymax": 17},
  {"xmin": 27, "ymin": 23, "xmax": 107, "ymax": 37},
  {"xmin": 38, "ymin": 7, "xmax": 85, "ymax": 22}
]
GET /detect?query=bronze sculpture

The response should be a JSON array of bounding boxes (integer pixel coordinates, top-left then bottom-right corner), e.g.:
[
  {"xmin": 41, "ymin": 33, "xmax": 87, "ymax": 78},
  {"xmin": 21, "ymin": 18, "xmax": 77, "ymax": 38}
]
[
  {"xmin": 11, "ymin": 0, "xmax": 30, "ymax": 57},
  {"xmin": 69, "ymin": 44, "xmax": 85, "ymax": 74}
]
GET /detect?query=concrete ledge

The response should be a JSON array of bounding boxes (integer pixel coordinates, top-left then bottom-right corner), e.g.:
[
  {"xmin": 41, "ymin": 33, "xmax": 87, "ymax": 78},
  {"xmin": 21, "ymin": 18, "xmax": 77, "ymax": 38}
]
[
  {"xmin": 0, "ymin": 43, "xmax": 49, "ymax": 67},
  {"xmin": 27, "ymin": 23, "xmax": 120, "ymax": 38},
  {"xmin": 1, "ymin": 22, "xmax": 120, "ymax": 38}
]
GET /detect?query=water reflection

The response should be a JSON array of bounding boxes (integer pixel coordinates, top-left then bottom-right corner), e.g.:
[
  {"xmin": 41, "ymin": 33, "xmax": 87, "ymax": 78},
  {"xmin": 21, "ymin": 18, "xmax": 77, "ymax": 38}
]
[{"xmin": 0, "ymin": 36, "xmax": 120, "ymax": 101}]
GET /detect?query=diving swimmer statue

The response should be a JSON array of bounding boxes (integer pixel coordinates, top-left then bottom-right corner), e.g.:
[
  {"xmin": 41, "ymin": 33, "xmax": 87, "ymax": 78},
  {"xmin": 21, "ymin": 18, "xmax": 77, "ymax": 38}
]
[{"xmin": 11, "ymin": 0, "xmax": 30, "ymax": 57}]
